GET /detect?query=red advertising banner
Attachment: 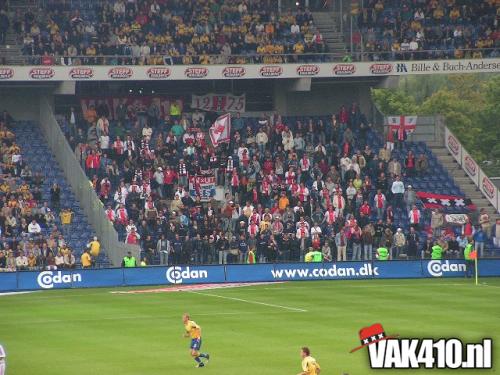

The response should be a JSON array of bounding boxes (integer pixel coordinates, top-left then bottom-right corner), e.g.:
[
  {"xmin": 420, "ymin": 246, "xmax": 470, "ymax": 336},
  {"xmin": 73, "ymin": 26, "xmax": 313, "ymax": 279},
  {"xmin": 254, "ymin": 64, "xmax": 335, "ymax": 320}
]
[
  {"xmin": 80, "ymin": 96, "xmax": 183, "ymax": 121},
  {"xmin": 461, "ymin": 148, "xmax": 479, "ymax": 186},
  {"xmin": 445, "ymin": 127, "xmax": 462, "ymax": 164},
  {"xmin": 479, "ymin": 170, "xmax": 498, "ymax": 210}
]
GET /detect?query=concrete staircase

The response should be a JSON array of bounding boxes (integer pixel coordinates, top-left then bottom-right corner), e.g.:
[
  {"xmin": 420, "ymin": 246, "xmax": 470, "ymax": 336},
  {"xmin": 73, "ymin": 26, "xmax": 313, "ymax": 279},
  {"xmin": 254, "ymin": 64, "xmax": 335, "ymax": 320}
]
[
  {"xmin": 427, "ymin": 141, "xmax": 498, "ymax": 219},
  {"xmin": 0, "ymin": 0, "xmax": 39, "ymax": 65},
  {"xmin": 0, "ymin": 32, "xmax": 25, "ymax": 65},
  {"xmin": 312, "ymin": 11, "xmax": 346, "ymax": 59}
]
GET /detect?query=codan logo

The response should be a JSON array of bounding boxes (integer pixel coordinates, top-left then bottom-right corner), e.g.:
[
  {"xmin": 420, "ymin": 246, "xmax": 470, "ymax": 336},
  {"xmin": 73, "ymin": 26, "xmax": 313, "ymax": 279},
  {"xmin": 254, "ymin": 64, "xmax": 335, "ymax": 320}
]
[
  {"xmin": 37, "ymin": 271, "xmax": 82, "ymax": 289},
  {"xmin": 0, "ymin": 68, "xmax": 14, "ymax": 79},
  {"xmin": 108, "ymin": 67, "xmax": 133, "ymax": 79},
  {"xmin": 29, "ymin": 67, "xmax": 55, "ymax": 79},
  {"xmin": 427, "ymin": 260, "xmax": 466, "ymax": 277},
  {"xmin": 69, "ymin": 67, "xmax": 94, "ymax": 79},
  {"xmin": 259, "ymin": 65, "xmax": 283, "ymax": 77},
  {"xmin": 222, "ymin": 66, "xmax": 246, "ymax": 78},
  {"xmin": 165, "ymin": 266, "xmax": 209, "ymax": 284},
  {"xmin": 147, "ymin": 67, "xmax": 171, "ymax": 79},
  {"xmin": 184, "ymin": 67, "xmax": 208, "ymax": 78}
]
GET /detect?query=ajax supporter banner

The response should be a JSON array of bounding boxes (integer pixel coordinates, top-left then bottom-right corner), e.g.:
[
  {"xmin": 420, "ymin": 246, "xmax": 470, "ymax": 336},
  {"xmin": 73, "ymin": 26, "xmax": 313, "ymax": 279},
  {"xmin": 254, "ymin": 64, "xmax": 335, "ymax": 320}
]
[
  {"xmin": 1, "ymin": 58, "xmax": 499, "ymax": 81},
  {"xmin": 2, "ymin": 260, "xmax": 500, "ymax": 292},
  {"xmin": 191, "ymin": 93, "xmax": 245, "ymax": 112},
  {"xmin": 80, "ymin": 96, "xmax": 182, "ymax": 121},
  {"xmin": 188, "ymin": 174, "xmax": 216, "ymax": 201}
]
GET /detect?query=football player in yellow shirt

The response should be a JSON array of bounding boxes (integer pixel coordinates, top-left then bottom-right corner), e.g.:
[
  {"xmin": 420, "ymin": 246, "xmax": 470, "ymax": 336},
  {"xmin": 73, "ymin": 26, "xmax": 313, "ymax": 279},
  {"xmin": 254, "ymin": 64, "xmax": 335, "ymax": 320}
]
[
  {"xmin": 298, "ymin": 347, "xmax": 321, "ymax": 375},
  {"xmin": 183, "ymin": 313, "xmax": 210, "ymax": 367}
]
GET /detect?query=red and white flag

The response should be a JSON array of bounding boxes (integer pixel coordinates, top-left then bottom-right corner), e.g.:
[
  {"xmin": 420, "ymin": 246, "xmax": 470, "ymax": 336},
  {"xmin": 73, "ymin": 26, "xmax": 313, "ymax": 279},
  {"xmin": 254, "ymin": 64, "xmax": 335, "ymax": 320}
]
[
  {"xmin": 387, "ymin": 115, "xmax": 417, "ymax": 133},
  {"xmin": 209, "ymin": 113, "xmax": 231, "ymax": 147},
  {"xmin": 416, "ymin": 191, "xmax": 476, "ymax": 210}
]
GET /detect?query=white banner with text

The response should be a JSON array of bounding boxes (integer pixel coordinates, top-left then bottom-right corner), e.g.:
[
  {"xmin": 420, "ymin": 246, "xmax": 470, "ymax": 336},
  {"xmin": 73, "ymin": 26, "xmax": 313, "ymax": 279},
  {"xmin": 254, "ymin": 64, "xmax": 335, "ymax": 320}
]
[
  {"xmin": 191, "ymin": 93, "xmax": 245, "ymax": 112},
  {"xmin": 0, "ymin": 58, "xmax": 499, "ymax": 81}
]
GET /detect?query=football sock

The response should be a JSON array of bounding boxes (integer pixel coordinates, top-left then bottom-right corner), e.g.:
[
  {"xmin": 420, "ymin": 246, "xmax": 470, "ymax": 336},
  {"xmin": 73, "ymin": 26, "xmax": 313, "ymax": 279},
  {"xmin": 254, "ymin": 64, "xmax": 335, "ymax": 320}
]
[
  {"xmin": 194, "ymin": 357, "xmax": 201, "ymax": 364},
  {"xmin": 199, "ymin": 353, "xmax": 207, "ymax": 358}
]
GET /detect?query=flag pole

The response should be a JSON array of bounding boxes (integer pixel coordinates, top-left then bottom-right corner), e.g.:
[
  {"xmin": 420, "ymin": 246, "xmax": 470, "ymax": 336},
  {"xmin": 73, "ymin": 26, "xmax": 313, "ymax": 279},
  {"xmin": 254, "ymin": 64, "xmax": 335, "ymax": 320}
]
[{"xmin": 474, "ymin": 256, "xmax": 478, "ymax": 286}]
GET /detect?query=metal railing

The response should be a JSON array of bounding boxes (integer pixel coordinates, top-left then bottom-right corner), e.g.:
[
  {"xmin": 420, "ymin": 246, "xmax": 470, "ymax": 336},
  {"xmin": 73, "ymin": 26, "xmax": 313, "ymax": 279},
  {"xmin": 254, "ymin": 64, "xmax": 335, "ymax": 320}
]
[
  {"xmin": 38, "ymin": 97, "xmax": 140, "ymax": 267},
  {"xmin": 9, "ymin": 48, "xmax": 499, "ymax": 66}
]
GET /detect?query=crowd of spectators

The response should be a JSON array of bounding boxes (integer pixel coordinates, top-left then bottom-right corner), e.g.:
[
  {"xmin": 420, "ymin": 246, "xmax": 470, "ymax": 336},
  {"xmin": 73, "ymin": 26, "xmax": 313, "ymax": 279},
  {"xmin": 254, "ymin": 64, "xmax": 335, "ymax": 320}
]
[
  {"xmin": 13, "ymin": 0, "xmax": 326, "ymax": 65},
  {"xmin": 60, "ymin": 97, "xmax": 495, "ymax": 267},
  {"xmin": 357, "ymin": 0, "xmax": 500, "ymax": 60},
  {"xmin": 0, "ymin": 111, "xmax": 79, "ymax": 272}
]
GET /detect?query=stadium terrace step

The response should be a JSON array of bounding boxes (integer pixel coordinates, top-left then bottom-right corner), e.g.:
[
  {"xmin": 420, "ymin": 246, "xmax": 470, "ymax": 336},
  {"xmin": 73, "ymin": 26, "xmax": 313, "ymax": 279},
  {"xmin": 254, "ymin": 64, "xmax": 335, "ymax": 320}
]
[
  {"xmin": 312, "ymin": 11, "xmax": 347, "ymax": 55},
  {"xmin": 12, "ymin": 122, "xmax": 110, "ymax": 266},
  {"xmin": 425, "ymin": 140, "xmax": 498, "ymax": 220}
]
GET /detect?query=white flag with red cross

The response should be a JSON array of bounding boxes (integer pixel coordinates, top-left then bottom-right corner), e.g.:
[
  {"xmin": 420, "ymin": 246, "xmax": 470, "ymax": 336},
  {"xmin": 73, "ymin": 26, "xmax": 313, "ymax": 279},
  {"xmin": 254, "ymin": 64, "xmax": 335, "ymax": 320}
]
[
  {"xmin": 387, "ymin": 115, "xmax": 417, "ymax": 133},
  {"xmin": 209, "ymin": 113, "xmax": 231, "ymax": 147}
]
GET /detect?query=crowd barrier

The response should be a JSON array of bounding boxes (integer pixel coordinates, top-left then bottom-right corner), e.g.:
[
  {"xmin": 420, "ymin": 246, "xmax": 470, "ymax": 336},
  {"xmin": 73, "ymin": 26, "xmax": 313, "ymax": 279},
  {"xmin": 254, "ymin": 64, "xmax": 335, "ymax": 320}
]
[
  {"xmin": 1, "ymin": 260, "xmax": 500, "ymax": 292},
  {"xmin": 445, "ymin": 127, "xmax": 500, "ymax": 213}
]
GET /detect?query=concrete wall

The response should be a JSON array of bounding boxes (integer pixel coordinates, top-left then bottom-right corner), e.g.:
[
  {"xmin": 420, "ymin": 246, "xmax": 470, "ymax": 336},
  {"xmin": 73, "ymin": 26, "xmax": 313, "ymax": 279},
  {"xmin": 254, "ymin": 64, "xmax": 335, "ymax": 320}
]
[
  {"xmin": 0, "ymin": 87, "xmax": 45, "ymax": 120},
  {"xmin": 273, "ymin": 79, "xmax": 379, "ymax": 118}
]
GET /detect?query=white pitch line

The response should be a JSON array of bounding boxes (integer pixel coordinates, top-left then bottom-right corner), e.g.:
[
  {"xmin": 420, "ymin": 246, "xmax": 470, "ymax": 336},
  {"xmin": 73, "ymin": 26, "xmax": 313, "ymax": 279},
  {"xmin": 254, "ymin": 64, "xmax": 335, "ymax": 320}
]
[
  {"xmin": 0, "ymin": 310, "xmax": 303, "ymax": 326},
  {"xmin": 479, "ymin": 283, "xmax": 500, "ymax": 289},
  {"xmin": 188, "ymin": 290, "xmax": 308, "ymax": 312},
  {"xmin": 0, "ymin": 291, "xmax": 35, "ymax": 297}
]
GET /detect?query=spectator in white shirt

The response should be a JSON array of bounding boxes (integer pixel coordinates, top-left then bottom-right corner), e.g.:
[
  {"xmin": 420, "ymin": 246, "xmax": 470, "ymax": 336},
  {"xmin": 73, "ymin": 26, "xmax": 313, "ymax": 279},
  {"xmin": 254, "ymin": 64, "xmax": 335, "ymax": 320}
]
[
  {"xmin": 310, "ymin": 224, "xmax": 322, "ymax": 236},
  {"xmin": 391, "ymin": 176, "xmax": 405, "ymax": 210},
  {"xmin": 28, "ymin": 219, "xmax": 41, "ymax": 234},
  {"xmin": 142, "ymin": 125, "xmax": 153, "ymax": 141},
  {"xmin": 401, "ymin": 39, "xmax": 410, "ymax": 51},
  {"xmin": 409, "ymin": 39, "xmax": 419, "ymax": 51},
  {"xmin": 296, "ymin": 222, "xmax": 310, "ymax": 239},
  {"xmin": 140, "ymin": 42, "xmax": 151, "ymax": 58},
  {"xmin": 256, "ymin": 128, "xmax": 268, "ymax": 155},
  {"xmin": 114, "ymin": 0, "xmax": 126, "ymax": 16},
  {"xmin": 55, "ymin": 251, "xmax": 65, "ymax": 269},
  {"xmin": 100, "ymin": 134, "xmax": 110, "ymax": 150},
  {"xmin": 291, "ymin": 22, "xmax": 300, "ymax": 35},
  {"xmin": 15, "ymin": 250, "xmax": 28, "ymax": 270}
]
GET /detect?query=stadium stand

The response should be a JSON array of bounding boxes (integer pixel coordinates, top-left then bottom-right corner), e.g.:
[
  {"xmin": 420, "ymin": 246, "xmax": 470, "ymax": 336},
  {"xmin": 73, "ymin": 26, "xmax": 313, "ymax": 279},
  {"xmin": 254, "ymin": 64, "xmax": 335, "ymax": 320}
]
[
  {"xmin": 56, "ymin": 102, "xmax": 499, "ymax": 267},
  {"xmin": 0, "ymin": 114, "xmax": 108, "ymax": 272},
  {"xmin": 1, "ymin": 0, "xmax": 498, "ymax": 65},
  {"xmin": 356, "ymin": 0, "xmax": 500, "ymax": 61},
  {"xmin": 12, "ymin": 0, "xmax": 326, "ymax": 65}
]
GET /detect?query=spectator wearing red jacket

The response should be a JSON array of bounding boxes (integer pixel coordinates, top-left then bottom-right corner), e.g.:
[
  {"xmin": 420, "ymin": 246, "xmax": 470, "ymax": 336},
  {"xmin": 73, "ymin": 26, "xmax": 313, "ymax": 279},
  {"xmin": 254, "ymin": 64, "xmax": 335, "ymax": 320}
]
[
  {"xmin": 85, "ymin": 150, "xmax": 101, "ymax": 175},
  {"xmin": 163, "ymin": 166, "xmax": 177, "ymax": 198}
]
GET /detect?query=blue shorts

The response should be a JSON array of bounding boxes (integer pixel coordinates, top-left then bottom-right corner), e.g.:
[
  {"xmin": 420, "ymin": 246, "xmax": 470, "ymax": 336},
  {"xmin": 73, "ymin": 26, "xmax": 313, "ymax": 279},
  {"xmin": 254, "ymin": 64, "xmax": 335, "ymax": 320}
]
[{"xmin": 190, "ymin": 338, "xmax": 202, "ymax": 351}]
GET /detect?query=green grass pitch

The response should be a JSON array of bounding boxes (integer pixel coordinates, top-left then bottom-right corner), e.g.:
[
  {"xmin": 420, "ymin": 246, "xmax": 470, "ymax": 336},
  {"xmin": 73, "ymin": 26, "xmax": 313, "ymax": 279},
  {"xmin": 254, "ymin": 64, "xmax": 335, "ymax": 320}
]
[{"xmin": 1, "ymin": 278, "xmax": 499, "ymax": 375}]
